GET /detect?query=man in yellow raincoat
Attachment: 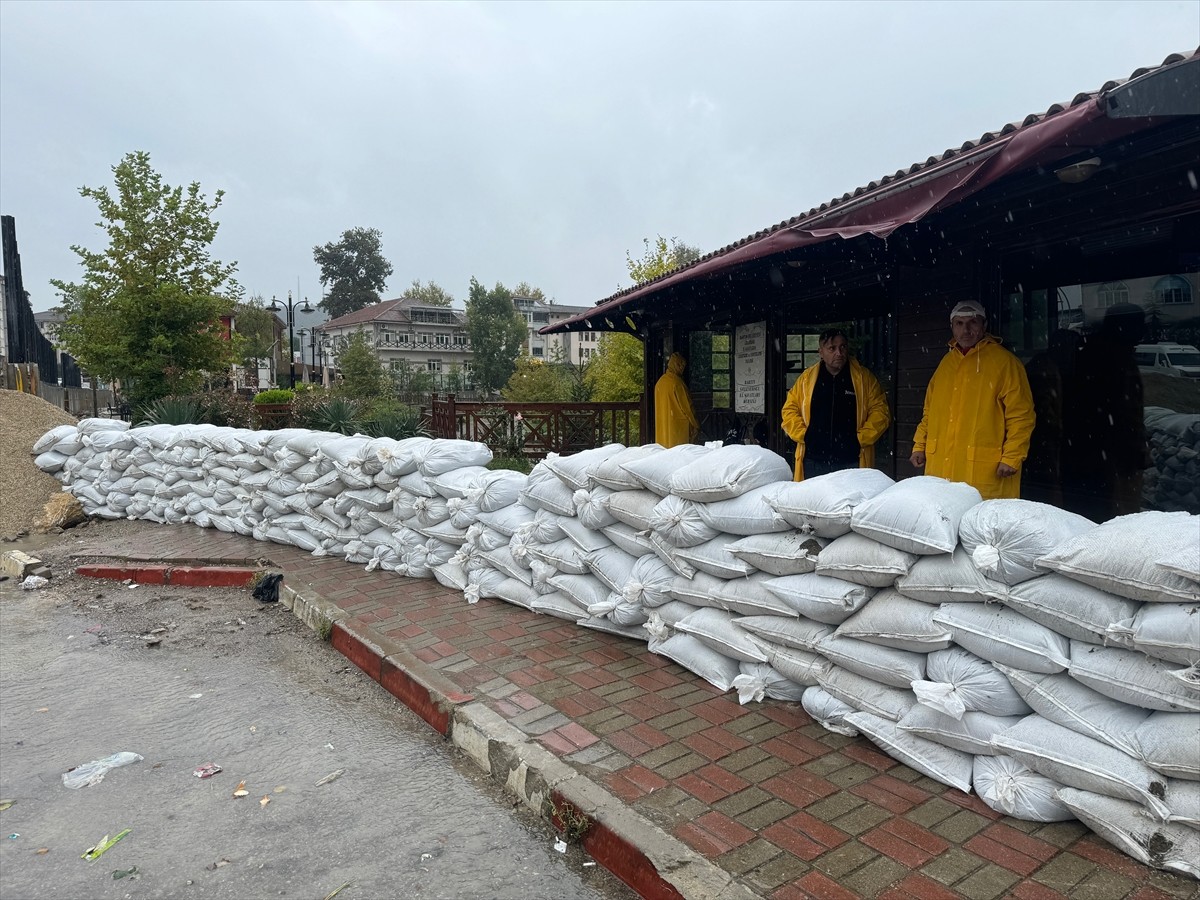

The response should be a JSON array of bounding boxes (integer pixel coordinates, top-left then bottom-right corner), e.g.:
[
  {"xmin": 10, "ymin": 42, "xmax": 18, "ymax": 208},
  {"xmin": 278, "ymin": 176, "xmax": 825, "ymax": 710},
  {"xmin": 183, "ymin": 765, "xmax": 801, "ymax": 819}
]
[
  {"xmin": 781, "ymin": 329, "xmax": 891, "ymax": 481},
  {"xmin": 910, "ymin": 300, "xmax": 1035, "ymax": 499},
  {"xmin": 654, "ymin": 352, "xmax": 699, "ymax": 448}
]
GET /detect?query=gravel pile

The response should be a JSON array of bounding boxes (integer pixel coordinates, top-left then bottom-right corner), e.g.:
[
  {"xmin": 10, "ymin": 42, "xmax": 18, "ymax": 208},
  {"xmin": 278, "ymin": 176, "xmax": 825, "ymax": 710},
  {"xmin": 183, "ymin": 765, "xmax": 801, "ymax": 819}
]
[{"xmin": 0, "ymin": 390, "xmax": 78, "ymax": 540}]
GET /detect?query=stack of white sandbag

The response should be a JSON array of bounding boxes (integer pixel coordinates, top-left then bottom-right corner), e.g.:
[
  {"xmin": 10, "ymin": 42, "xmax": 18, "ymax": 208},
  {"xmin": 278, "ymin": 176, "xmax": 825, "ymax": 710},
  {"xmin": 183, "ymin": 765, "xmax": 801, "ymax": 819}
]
[{"xmin": 1143, "ymin": 407, "xmax": 1200, "ymax": 515}]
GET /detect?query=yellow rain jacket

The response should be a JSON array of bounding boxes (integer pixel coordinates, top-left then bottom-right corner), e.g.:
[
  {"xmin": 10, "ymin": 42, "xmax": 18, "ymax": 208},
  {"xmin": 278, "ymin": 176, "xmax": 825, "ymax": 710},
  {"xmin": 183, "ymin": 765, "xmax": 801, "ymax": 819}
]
[
  {"xmin": 913, "ymin": 335, "xmax": 1035, "ymax": 500},
  {"xmin": 654, "ymin": 353, "xmax": 699, "ymax": 448},
  {"xmin": 781, "ymin": 358, "xmax": 891, "ymax": 481}
]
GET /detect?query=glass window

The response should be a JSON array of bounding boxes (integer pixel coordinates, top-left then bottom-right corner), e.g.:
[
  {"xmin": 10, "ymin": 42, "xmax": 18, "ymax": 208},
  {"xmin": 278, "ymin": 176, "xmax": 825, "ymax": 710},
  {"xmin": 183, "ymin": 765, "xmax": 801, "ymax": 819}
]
[
  {"xmin": 436, "ymin": 334, "xmax": 448, "ymax": 346},
  {"xmin": 1155, "ymin": 275, "xmax": 1192, "ymax": 305},
  {"xmin": 531, "ymin": 346, "xmax": 544, "ymax": 358},
  {"xmin": 427, "ymin": 359, "xmax": 442, "ymax": 372},
  {"xmin": 1097, "ymin": 282, "xmax": 1129, "ymax": 308}
]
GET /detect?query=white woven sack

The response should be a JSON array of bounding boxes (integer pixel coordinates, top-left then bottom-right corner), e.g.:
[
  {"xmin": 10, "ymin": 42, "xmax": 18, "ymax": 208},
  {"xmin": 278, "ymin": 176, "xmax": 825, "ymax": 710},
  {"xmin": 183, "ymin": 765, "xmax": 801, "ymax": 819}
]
[
  {"xmin": 419, "ymin": 519, "xmax": 469, "ymax": 547},
  {"xmin": 601, "ymin": 522, "xmax": 654, "ymax": 558},
  {"xmin": 430, "ymin": 466, "xmax": 491, "ymax": 500},
  {"xmin": 712, "ymin": 574, "xmax": 800, "ymax": 618},
  {"xmin": 802, "ymin": 686, "xmax": 860, "ymax": 735},
  {"xmin": 520, "ymin": 468, "xmax": 577, "ymax": 516},
  {"xmin": 578, "ymin": 615, "xmax": 649, "ymax": 641},
  {"xmin": 990, "ymin": 716, "xmax": 1171, "ymax": 819},
  {"xmin": 1156, "ymin": 543, "xmax": 1200, "ymax": 585},
  {"xmin": 834, "ymin": 589, "xmax": 953, "ymax": 653},
  {"xmin": 575, "ymin": 487, "xmax": 618, "ymax": 530},
  {"xmin": 527, "ymin": 509, "xmax": 567, "ymax": 545},
  {"xmin": 675, "ymin": 608, "xmax": 769, "ymax": 663},
  {"xmin": 548, "ymin": 572, "xmax": 611, "ymax": 609},
  {"xmin": 696, "ymin": 484, "xmax": 792, "ymax": 536},
  {"xmin": 1068, "ymin": 642, "xmax": 1200, "ymax": 712},
  {"xmin": 378, "ymin": 437, "xmax": 431, "ymax": 477},
  {"xmin": 675, "ymin": 536, "xmax": 756, "ymax": 579},
  {"xmin": 994, "ymin": 664, "xmax": 1150, "ymax": 759},
  {"xmin": 958, "ymin": 499, "xmax": 1095, "ymax": 586},
  {"xmin": 472, "ymin": 469, "xmax": 527, "ymax": 513},
  {"xmin": 666, "ymin": 572, "xmax": 734, "ymax": 611},
  {"xmin": 899, "ymin": 707, "xmax": 1023, "ymax": 756},
  {"xmin": 34, "ymin": 451, "xmax": 67, "ymax": 473},
  {"xmin": 527, "ymin": 538, "xmax": 589, "ymax": 575},
  {"xmin": 669, "ymin": 444, "xmax": 791, "ymax": 502},
  {"xmin": 622, "ymin": 555, "xmax": 676, "ymax": 609},
  {"xmin": 818, "ymin": 666, "xmax": 916, "ymax": 721},
  {"xmin": 416, "ymin": 439, "xmax": 492, "ymax": 476},
  {"xmin": 1002, "ymin": 575, "xmax": 1140, "ymax": 645},
  {"xmin": 761, "ymin": 574, "xmax": 877, "ymax": 625},
  {"xmin": 895, "ymin": 548, "xmax": 1009, "ymax": 605},
  {"xmin": 727, "ymin": 532, "xmax": 825, "ymax": 577},
  {"xmin": 1166, "ymin": 779, "xmax": 1200, "ymax": 827},
  {"xmin": 1105, "ymin": 603, "xmax": 1200, "ymax": 666},
  {"xmin": 542, "ymin": 443, "xmax": 625, "ymax": 492},
  {"xmin": 972, "ymin": 755, "xmax": 1075, "ymax": 821},
  {"xmin": 1036, "ymin": 511, "xmax": 1200, "ymax": 603},
  {"xmin": 591, "ymin": 444, "xmax": 664, "ymax": 491},
  {"xmin": 816, "ymin": 532, "xmax": 917, "ymax": 587},
  {"xmin": 653, "ymin": 633, "xmax": 742, "ymax": 692},
  {"xmin": 817, "ymin": 636, "xmax": 926, "ymax": 689},
  {"xmin": 620, "ymin": 443, "xmax": 710, "ymax": 496},
  {"xmin": 845, "ymin": 711, "xmax": 973, "ymax": 793},
  {"xmin": 733, "ymin": 662, "xmax": 807, "ymax": 704},
  {"xmin": 646, "ymin": 532, "xmax": 697, "ymax": 579},
  {"xmin": 482, "ymin": 546, "xmax": 533, "ymax": 584},
  {"xmin": 476, "ymin": 504, "xmax": 535, "ymax": 537},
  {"xmin": 764, "ymin": 469, "xmax": 895, "ymax": 538},
  {"xmin": 649, "ymin": 495, "xmax": 720, "ymax": 548},
  {"xmin": 850, "ymin": 476, "xmax": 981, "ymax": 555},
  {"xmin": 762, "ymin": 643, "xmax": 830, "ymax": 686},
  {"xmin": 584, "ymin": 545, "xmax": 639, "ymax": 593},
  {"xmin": 1055, "ymin": 789, "xmax": 1200, "ymax": 879},
  {"xmin": 1131, "ymin": 712, "xmax": 1200, "ymax": 781},
  {"xmin": 558, "ymin": 516, "xmax": 611, "ymax": 554},
  {"xmin": 492, "ymin": 577, "xmax": 540, "ymax": 610},
  {"xmin": 605, "ymin": 490, "xmax": 662, "ymax": 532},
  {"xmin": 606, "ymin": 592, "xmax": 651, "ymax": 627},
  {"xmin": 933, "ymin": 604, "xmax": 1070, "ymax": 674},
  {"xmin": 915, "ymin": 647, "xmax": 1031, "ymax": 719},
  {"xmin": 397, "ymin": 471, "xmax": 438, "ymax": 498},
  {"xmin": 530, "ymin": 592, "xmax": 589, "ymax": 623},
  {"xmin": 529, "ymin": 559, "xmax": 558, "ymax": 595},
  {"xmin": 432, "ymin": 560, "xmax": 470, "ymax": 592},
  {"xmin": 33, "ymin": 424, "xmax": 80, "ymax": 455},
  {"xmin": 738, "ymin": 616, "xmax": 834, "ymax": 652}
]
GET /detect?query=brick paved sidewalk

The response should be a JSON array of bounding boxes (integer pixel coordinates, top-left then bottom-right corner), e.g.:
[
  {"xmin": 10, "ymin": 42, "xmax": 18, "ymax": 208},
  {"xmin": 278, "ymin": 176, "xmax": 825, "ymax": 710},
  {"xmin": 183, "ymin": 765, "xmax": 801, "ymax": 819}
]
[{"xmin": 68, "ymin": 521, "xmax": 1199, "ymax": 900}]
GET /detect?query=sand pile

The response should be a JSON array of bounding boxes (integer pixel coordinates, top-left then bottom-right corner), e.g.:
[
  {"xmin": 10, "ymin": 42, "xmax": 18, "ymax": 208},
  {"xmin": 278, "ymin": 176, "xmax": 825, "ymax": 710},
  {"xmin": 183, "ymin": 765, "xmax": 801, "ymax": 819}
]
[{"xmin": 0, "ymin": 390, "xmax": 78, "ymax": 540}]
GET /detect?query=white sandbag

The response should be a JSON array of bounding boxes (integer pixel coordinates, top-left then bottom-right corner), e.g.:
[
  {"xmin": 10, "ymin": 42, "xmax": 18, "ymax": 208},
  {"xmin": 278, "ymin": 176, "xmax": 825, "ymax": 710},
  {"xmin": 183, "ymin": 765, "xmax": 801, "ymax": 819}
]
[
  {"xmin": 958, "ymin": 499, "xmax": 1095, "ymax": 586},
  {"xmin": 527, "ymin": 509, "xmax": 567, "ymax": 545},
  {"xmin": 397, "ymin": 470, "xmax": 438, "ymax": 498},
  {"xmin": 622, "ymin": 555, "xmax": 677, "ymax": 609},
  {"xmin": 577, "ymin": 615, "xmax": 649, "ymax": 642},
  {"xmin": 990, "ymin": 716, "xmax": 1171, "ymax": 819},
  {"xmin": 973, "ymin": 755, "xmax": 1075, "ymax": 822},
  {"xmin": 760, "ymin": 643, "xmax": 830, "ymax": 687},
  {"xmin": 530, "ymin": 592, "xmax": 589, "ymax": 623},
  {"xmin": 472, "ymin": 469, "xmax": 527, "ymax": 513},
  {"xmin": 648, "ymin": 495, "xmax": 720, "ymax": 549},
  {"xmin": 666, "ymin": 572, "xmax": 741, "ymax": 612},
  {"xmin": 818, "ymin": 667, "xmax": 916, "ymax": 721},
  {"xmin": 764, "ymin": 469, "xmax": 895, "ymax": 538},
  {"xmin": 432, "ymin": 560, "xmax": 470, "ymax": 592},
  {"xmin": 652, "ymin": 600, "xmax": 701, "ymax": 630},
  {"xmin": 696, "ymin": 485, "xmax": 792, "ymax": 536},
  {"xmin": 529, "ymin": 559, "xmax": 558, "ymax": 595},
  {"xmin": 591, "ymin": 444, "xmax": 664, "ymax": 491},
  {"xmin": 1056, "ymin": 789, "xmax": 1200, "ymax": 878},
  {"xmin": 915, "ymin": 647, "xmax": 1031, "ymax": 719},
  {"xmin": 1156, "ymin": 543, "xmax": 1200, "ymax": 586},
  {"xmin": 33, "ymin": 425, "xmax": 79, "ymax": 454},
  {"xmin": 833, "ymin": 589, "xmax": 953, "ymax": 653},
  {"xmin": 1037, "ymin": 511, "xmax": 1200, "ymax": 603},
  {"xmin": 669, "ymin": 444, "xmax": 791, "ymax": 502},
  {"xmin": 675, "ymin": 608, "xmax": 769, "ymax": 663},
  {"xmin": 802, "ymin": 686, "xmax": 860, "ymax": 736},
  {"xmin": 476, "ymin": 503, "xmax": 536, "ymax": 537},
  {"xmin": 1132, "ymin": 712, "xmax": 1200, "ymax": 781},
  {"xmin": 419, "ymin": 519, "xmax": 469, "ymax": 547},
  {"xmin": 34, "ymin": 450, "xmax": 68, "ymax": 473},
  {"xmin": 520, "ymin": 467, "xmax": 577, "ymax": 516},
  {"xmin": 584, "ymin": 545, "xmax": 639, "ymax": 593},
  {"xmin": 933, "ymin": 604, "xmax": 1070, "ymax": 674},
  {"xmin": 1166, "ymin": 779, "xmax": 1200, "ymax": 827},
  {"xmin": 738, "ymin": 616, "xmax": 835, "ymax": 653},
  {"xmin": 900, "ymin": 707, "xmax": 1023, "ymax": 756},
  {"xmin": 895, "ymin": 548, "xmax": 1009, "ymax": 605},
  {"xmin": 482, "ymin": 546, "xmax": 533, "ymax": 584},
  {"xmin": 850, "ymin": 476, "xmax": 981, "ymax": 555},
  {"xmin": 574, "ymin": 486, "xmax": 618, "ymax": 530},
  {"xmin": 845, "ymin": 711, "xmax": 973, "ymax": 793},
  {"xmin": 549, "ymin": 572, "xmax": 611, "ymax": 609},
  {"xmin": 506, "ymin": 528, "xmax": 536, "ymax": 570},
  {"xmin": 465, "ymin": 524, "xmax": 509, "ymax": 553},
  {"xmin": 645, "ymin": 532, "xmax": 696, "ymax": 579},
  {"xmin": 446, "ymin": 496, "xmax": 481, "ymax": 530},
  {"xmin": 527, "ymin": 538, "xmax": 589, "ymax": 575},
  {"xmin": 605, "ymin": 490, "xmax": 662, "ymax": 532},
  {"xmin": 1069, "ymin": 642, "xmax": 1200, "ymax": 712},
  {"xmin": 727, "ymin": 532, "xmax": 825, "ymax": 577},
  {"xmin": 620, "ymin": 443, "xmax": 710, "ymax": 496},
  {"xmin": 430, "ymin": 465, "xmax": 490, "ymax": 500},
  {"xmin": 416, "ymin": 439, "xmax": 492, "ymax": 476},
  {"xmin": 1105, "ymin": 603, "xmax": 1200, "ymax": 666},
  {"xmin": 411, "ymin": 495, "xmax": 451, "ymax": 526},
  {"xmin": 761, "ymin": 574, "xmax": 877, "ymax": 625},
  {"xmin": 653, "ymin": 633, "xmax": 741, "ymax": 692},
  {"xmin": 542, "ymin": 444, "xmax": 625, "ymax": 492},
  {"xmin": 733, "ymin": 662, "xmax": 808, "ymax": 704},
  {"xmin": 492, "ymin": 577, "xmax": 540, "ymax": 610},
  {"xmin": 675, "ymin": 536, "xmax": 756, "ymax": 580},
  {"xmin": 606, "ymin": 591, "xmax": 651, "ymax": 627},
  {"xmin": 817, "ymin": 635, "xmax": 927, "ymax": 689},
  {"xmin": 558, "ymin": 516, "xmax": 611, "ymax": 554},
  {"xmin": 1002, "ymin": 575, "xmax": 1140, "ymax": 645},
  {"xmin": 712, "ymin": 574, "xmax": 802, "ymax": 618},
  {"xmin": 601, "ymin": 522, "xmax": 654, "ymax": 558},
  {"xmin": 816, "ymin": 533, "xmax": 918, "ymax": 587}
]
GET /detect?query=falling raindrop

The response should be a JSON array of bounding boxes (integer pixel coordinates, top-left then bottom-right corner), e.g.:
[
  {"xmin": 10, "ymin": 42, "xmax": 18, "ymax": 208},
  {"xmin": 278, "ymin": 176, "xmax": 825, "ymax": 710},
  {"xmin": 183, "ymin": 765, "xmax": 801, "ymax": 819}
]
[{"xmin": 1188, "ymin": 170, "xmax": 1198, "ymax": 190}]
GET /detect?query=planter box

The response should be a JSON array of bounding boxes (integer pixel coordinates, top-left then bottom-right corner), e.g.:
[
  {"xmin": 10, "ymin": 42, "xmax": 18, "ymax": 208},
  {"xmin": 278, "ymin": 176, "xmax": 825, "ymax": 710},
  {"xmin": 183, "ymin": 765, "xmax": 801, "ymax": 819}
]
[{"xmin": 254, "ymin": 402, "xmax": 293, "ymax": 430}]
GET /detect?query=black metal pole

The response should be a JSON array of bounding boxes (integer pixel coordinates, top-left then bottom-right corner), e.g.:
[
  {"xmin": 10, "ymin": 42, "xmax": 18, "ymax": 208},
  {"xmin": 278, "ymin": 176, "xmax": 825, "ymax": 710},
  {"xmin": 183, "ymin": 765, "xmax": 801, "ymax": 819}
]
[{"xmin": 287, "ymin": 293, "xmax": 296, "ymax": 389}]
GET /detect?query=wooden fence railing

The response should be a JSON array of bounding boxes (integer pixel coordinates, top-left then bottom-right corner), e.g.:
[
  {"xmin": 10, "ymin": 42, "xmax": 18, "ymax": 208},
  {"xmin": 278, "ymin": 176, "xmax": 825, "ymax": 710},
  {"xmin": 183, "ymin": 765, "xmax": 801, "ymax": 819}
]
[{"xmin": 426, "ymin": 394, "xmax": 641, "ymax": 459}]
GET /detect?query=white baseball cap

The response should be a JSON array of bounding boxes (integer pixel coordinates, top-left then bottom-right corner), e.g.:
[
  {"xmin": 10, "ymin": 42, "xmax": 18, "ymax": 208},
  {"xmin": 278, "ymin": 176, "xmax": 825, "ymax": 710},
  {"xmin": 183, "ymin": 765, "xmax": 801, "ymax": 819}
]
[{"xmin": 949, "ymin": 300, "xmax": 986, "ymax": 322}]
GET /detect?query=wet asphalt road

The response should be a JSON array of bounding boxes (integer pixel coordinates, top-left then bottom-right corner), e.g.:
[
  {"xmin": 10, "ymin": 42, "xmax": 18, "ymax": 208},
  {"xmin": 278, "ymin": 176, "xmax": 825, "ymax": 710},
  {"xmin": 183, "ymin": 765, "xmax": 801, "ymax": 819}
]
[{"xmin": 0, "ymin": 562, "xmax": 636, "ymax": 900}]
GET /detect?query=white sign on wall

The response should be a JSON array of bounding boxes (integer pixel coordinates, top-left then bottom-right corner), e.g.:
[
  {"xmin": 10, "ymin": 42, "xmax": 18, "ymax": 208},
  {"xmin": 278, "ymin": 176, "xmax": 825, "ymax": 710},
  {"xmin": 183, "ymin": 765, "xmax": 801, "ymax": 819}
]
[{"xmin": 734, "ymin": 321, "xmax": 767, "ymax": 414}]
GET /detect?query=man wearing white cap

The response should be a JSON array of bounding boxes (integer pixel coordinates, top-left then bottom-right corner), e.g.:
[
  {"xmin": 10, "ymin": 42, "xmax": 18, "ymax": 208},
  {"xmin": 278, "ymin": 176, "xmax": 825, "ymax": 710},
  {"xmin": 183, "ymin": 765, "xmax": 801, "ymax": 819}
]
[{"xmin": 909, "ymin": 300, "xmax": 1035, "ymax": 499}]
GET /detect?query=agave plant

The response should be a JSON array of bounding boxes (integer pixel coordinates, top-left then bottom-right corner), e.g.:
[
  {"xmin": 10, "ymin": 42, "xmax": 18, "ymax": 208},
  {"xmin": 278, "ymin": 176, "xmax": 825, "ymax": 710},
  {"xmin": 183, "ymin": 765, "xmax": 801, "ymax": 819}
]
[
  {"xmin": 136, "ymin": 395, "xmax": 208, "ymax": 426},
  {"xmin": 304, "ymin": 396, "xmax": 365, "ymax": 435},
  {"xmin": 365, "ymin": 405, "xmax": 430, "ymax": 440}
]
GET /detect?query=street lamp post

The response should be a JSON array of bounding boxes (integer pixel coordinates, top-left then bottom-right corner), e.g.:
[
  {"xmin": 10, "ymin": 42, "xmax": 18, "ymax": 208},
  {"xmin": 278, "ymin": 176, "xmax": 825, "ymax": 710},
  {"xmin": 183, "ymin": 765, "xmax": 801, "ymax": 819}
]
[
  {"xmin": 268, "ymin": 291, "xmax": 313, "ymax": 389},
  {"xmin": 298, "ymin": 327, "xmax": 321, "ymax": 384}
]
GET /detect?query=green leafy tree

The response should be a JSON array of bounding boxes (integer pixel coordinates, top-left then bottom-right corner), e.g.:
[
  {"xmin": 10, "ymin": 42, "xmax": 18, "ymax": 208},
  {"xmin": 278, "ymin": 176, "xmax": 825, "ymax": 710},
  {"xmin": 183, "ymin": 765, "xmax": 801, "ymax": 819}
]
[
  {"xmin": 313, "ymin": 227, "xmax": 393, "ymax": 319},
  {"xmin": 232, "ymin": 295, "xmax": 276, "ymax": 384},
  {"xmin": 501, "ymin": 356, "xmax": 573, "ymax": 402},
  {"xmin": 400, "ymin": 279, "xmax": 454, "ymax": 307},
  {"xmin": 335, "ymin": 330, "xmax": 389, "ymax": 400},
  {"xmin": 585, "ymin": 333, "xmax": 644, "ymax": 402},
  {"xmin": 465, "ymin": 278, "xmax": 527, "ymax": 393},
  {"xmin": 389, "ymin": 358, "xmax": 436, "ymax": 395},
  {"xmin": 512, "ymin": 281, "xmax": 548, "ymax": 303},
  {"xmin": 50, "ymin": 151, "xmax": 240, "ymax": 407},
  {"xmin": 626, "ymin": 235, "xmax": 701, "ymax": 285}
]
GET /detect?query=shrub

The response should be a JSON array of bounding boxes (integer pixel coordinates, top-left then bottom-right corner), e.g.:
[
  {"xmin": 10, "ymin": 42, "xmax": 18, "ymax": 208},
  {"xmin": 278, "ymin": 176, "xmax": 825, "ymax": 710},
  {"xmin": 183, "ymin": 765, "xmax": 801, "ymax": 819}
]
[
  {"xmin": 487, "ymin": 456, "xmax": 532, "ymax": 474},
  {"xmin": 197, "ymin": 389, "xmax": 254, "ymax": 428},
  {"xmin": 253, "ymin": 388, "xmax": 295, "ymax": 405},
  {"xmin": 365, "ymin": 403, "xmax": 430, "ymax": 440},
  {"xmin": 302, "ymin": 396, "xmax": 365, "ymax": 435},
  {"xmin": 136, "ymin": 395, "xmax": 208, "ymax": 426}
]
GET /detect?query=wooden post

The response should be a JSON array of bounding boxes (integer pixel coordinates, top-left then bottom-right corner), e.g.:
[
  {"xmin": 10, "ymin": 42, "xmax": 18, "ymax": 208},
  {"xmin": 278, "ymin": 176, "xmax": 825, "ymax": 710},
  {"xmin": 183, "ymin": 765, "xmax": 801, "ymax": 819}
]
[{"xmin": 447, "ymin": 394, "xmax": 457, "ymax": 439}]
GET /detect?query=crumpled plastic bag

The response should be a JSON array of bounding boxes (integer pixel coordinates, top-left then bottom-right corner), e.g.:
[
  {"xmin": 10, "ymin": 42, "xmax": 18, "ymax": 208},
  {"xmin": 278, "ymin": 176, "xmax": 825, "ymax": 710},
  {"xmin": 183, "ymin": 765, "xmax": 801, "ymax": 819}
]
[
  {"xmin": 63, "ymin": 752, "xmax": 144, "ymax": 789},
  {"xmin": 21, "ymin": 575, "xmax": 50, "ymax": 591},
  {"xmin": 252, "ymin": 573, "xmax": 283, "ymax": 603}
]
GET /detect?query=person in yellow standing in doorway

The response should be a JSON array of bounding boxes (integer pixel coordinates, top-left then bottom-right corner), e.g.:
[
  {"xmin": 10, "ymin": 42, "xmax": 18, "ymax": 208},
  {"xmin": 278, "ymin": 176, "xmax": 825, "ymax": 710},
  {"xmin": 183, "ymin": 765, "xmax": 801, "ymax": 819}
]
[
  {"xmin": 654, "ymin": 352, "xmax": 699, "ymax": 448},
  {"xmin": 910, "ymin": 300, "xmax": 1035, "ymax": 499},
  {"xmin": 781, "ymin": 329, "xmax": 891, "ymax": 481}
]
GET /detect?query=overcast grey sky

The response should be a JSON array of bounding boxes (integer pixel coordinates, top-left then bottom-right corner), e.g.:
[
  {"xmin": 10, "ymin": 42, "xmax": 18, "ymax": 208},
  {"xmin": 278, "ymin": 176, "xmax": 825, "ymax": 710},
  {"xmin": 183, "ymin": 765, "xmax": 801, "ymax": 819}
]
[{"xmin": 1, "ymin": 1, "xmax": 1196, "ymax": 318}]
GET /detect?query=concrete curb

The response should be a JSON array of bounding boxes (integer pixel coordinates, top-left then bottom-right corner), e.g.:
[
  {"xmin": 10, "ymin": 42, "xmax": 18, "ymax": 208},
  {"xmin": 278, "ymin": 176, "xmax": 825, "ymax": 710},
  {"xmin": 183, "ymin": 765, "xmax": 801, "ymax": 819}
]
[
  {"xmin": 76, "ymin": 563, "xmax": 261, "ymax": 588},
  {"xmin": 279, "ymin": 579, "xmax": 759, "ymax": 900}
]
